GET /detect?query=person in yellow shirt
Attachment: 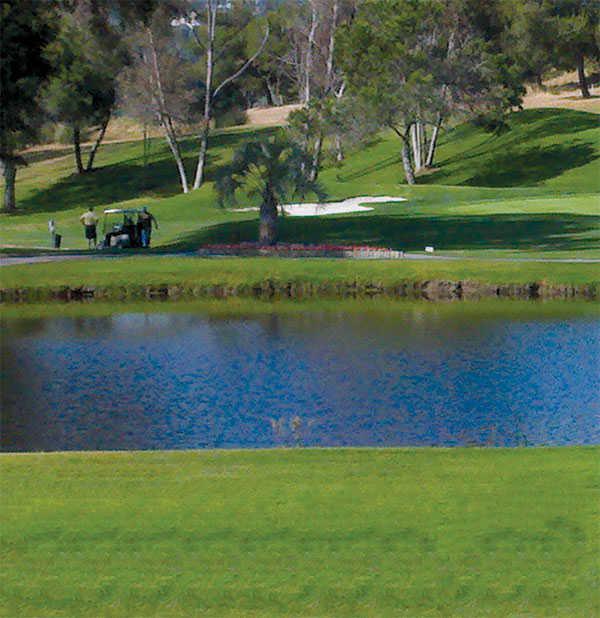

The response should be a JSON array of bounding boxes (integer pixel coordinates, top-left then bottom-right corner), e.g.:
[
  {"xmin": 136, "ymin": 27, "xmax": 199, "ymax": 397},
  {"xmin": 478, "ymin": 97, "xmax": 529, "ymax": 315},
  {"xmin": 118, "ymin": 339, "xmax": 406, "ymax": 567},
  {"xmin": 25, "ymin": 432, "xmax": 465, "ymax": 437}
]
[{"xmin": 79, "ymin": 207, "xmax": 99, "ymax": 249}]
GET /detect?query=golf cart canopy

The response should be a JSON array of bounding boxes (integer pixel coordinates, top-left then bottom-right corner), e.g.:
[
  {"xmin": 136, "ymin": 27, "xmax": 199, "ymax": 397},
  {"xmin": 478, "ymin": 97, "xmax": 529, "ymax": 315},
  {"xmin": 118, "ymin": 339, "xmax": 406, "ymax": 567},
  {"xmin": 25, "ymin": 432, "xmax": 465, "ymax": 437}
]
[{"xmin": 103, "ymin": 208, "xmax": 144, "ymax": 215}]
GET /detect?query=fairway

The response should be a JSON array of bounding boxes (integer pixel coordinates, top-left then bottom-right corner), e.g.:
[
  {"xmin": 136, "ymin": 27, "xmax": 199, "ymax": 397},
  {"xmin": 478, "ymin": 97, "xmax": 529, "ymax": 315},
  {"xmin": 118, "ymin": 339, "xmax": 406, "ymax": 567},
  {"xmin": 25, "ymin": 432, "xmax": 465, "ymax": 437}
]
[
  {"xmin": 1, "ymin": 448, "xmax": 598, "ymax": 617},
  {"xmin": 2, "ymin": 109, "xmax": 599, "ymax": 259}
]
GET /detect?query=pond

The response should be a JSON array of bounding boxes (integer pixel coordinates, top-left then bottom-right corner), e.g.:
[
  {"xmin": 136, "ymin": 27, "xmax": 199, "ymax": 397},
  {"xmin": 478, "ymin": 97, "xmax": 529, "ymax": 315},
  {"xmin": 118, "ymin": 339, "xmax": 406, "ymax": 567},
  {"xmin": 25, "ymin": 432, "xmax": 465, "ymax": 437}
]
[{"xmin": 1, "ymin": 301, "xmax": 599, "ymax": 451}]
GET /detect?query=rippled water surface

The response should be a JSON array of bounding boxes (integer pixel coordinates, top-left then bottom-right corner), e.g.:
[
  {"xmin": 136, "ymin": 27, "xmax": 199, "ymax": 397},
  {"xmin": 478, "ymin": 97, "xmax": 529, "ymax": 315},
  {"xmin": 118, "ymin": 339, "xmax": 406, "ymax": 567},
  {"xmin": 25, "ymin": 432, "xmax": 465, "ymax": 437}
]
[{"xmin": 1, "ymin": 304, "xmax": 599, "ymax": 451}]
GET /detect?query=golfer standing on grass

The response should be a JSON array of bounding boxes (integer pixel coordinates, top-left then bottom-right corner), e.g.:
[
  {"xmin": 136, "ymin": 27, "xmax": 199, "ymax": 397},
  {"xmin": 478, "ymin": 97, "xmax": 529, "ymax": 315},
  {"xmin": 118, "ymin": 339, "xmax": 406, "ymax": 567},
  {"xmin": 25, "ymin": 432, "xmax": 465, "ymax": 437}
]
[
  {"xmin": 48, "ymin": 219, "xmax": 56, "ymax": 246},
  {"xmin": 137, "ymin": 206, "xmax": 158, "ymax": 248},
  {"xmin": 80, "ymin": 207, "xmax": 99, "ymax": 249}
]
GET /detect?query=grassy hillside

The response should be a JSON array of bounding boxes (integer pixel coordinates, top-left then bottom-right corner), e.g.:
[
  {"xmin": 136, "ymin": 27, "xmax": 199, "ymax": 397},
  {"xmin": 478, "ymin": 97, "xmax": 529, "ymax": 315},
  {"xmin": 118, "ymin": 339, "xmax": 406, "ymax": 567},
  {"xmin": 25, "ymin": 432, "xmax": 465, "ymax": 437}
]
[
  {"xmin": 1, "ymin": 109, "xmax": 598, "ymax": 256},
  {"xmin": 2, "ymin": 448, "xmax": 598, "ymax": 617}
]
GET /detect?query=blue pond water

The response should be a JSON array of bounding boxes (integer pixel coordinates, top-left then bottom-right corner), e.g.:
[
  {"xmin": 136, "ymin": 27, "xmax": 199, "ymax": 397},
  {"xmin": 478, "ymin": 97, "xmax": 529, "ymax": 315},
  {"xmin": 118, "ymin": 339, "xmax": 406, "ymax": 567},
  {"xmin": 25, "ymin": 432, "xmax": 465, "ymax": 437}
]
[{"xmin": 1, "ymin": 306, "xmax": 599, "ymax": 451}]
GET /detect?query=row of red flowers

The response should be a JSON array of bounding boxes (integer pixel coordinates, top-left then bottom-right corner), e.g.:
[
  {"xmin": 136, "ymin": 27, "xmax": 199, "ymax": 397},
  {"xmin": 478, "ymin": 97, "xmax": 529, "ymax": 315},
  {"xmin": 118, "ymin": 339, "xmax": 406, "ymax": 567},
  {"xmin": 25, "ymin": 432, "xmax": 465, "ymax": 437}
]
[{"xmin": 199, "ymin": 242, "xmax": 397, "ymax": 252}]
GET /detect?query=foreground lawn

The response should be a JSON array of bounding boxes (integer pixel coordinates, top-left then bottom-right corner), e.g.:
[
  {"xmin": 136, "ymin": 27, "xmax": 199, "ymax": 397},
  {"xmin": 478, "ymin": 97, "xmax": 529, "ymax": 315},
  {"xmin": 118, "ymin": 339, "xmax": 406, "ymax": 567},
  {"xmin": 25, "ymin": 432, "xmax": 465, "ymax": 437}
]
[{"xmin": 1, "ymin": 448, "xmax": 598, "ymax": 617}]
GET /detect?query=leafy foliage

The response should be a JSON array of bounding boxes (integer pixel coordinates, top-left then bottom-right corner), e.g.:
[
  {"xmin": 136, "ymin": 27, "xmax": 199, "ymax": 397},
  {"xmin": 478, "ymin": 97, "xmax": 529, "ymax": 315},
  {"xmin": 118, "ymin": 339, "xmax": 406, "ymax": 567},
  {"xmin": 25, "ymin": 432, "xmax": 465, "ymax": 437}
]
[
  {"xmin": 0, "ymin": 0, "xmax": 58, "ymax": 156},
  {"xmin": 44, "ymin": 17, "xmax": 116, "ymax": 124},
  {"xmin": 217, "ymin": 131, "xmax": 324, "ymax": 207}
]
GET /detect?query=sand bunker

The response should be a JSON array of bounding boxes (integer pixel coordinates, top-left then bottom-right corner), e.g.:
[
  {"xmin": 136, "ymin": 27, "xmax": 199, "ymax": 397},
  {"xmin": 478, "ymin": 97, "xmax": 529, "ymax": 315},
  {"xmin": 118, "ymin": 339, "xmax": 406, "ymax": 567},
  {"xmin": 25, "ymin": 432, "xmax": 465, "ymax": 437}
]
[{"xmin": 232, "ymin": 195, "xmax": 407, "ymax": 217}]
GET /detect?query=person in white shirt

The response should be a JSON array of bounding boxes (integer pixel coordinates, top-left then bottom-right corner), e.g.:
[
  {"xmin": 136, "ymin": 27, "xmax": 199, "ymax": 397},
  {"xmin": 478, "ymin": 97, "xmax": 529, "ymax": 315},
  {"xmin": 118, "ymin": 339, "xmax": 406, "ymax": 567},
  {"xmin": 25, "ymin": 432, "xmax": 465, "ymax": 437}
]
[
  {"xmin": 48, "ymin": 219, "xmax": 56, "ymax": 247},
  {"xmin": 79, "ymin": 207, "xmax": 99, "ymax": 249}
]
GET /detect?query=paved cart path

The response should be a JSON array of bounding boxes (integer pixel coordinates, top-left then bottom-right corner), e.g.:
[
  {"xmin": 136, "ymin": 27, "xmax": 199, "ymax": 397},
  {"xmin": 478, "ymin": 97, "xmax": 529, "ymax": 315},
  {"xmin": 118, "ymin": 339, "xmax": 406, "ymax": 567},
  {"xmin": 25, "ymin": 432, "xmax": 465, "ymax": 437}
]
[{"xmin": 2, "ymin": 252, "xmax": 600, "ymax": 266}]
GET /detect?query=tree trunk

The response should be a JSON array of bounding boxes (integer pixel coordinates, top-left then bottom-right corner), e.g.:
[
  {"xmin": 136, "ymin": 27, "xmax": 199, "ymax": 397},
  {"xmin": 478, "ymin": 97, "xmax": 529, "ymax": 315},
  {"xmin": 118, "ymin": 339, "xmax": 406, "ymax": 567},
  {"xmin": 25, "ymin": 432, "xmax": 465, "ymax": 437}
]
[
  {"xmin": 166, "ymin": 139, "xmax": 189, "ymax": 194},
  {"xmin": 162, "ymin": 118, "xmax": 189, "ymax": 194},
  {"xmin": 302, "ymin": 3, "xmax": 318, "ymax": 104},
  {"xmin": 401, "ymin": 138, "xmax": 415, "ymax": 185},
  {"xmin": 147, "ymin": 27, "xmax": 189, "ymax": 193},
  {"xmin": 192, "ymin": 2, "xmax": 215, "ymax": 191},
  {"xmin": 325, "ymin": 0, "xmax": 339, "ymax": 89},
  {"xmin": 86, "ymin": 113, "xmax": 110, "ymax": 172},
  {"xmin": 309, "ymin": 131, "xmax": 322, "ymax": 181},
  {"xmin": 411, "ymin": 123, "xmax": 423, "ymax": 172},
  {"xmin": 194, "ymin": 122, "xmax": 210, "ymax": 190},
  {"xmin": 259, "ymin": 185, "xmax": 278, "ymax": 245},
  {"xmin": 577, "ymin": 54, "xmax": 591, "ymax": 98},
  {"xmin": 189, "ymin": 4, "xmax": 267, "ymax": 190},
  {"xmin": 335, "ymin": 133, "xmax": 344, "ymax": 162},
  {"xmin": 73, "ymin": 126, "xmax": 84, "ymax": 174},
  {"xmin": 143, "ymin": 125, "xmax": 149, "ymax": 167},
  {"xmin": 535, "ymin": 74, "xmax": 544, "ymax": 89},
  {"xmin": 264, "ymin": 77, "xmax": 280, "ymax": 106},
  {"xmin": 425, "ymin": 116, "xmax": 442, "ymax": 168},
  {"xmin": 2, "ymin": 157, "xmax": 17, "ymax": 212}
]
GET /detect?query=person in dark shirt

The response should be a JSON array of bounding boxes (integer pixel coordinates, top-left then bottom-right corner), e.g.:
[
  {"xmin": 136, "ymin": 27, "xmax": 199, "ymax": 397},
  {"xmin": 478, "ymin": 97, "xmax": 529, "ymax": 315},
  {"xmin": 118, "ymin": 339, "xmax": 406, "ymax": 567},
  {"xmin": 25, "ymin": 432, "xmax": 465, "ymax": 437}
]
[{"xmin": 137, "ymin": 206, "xmax": 158, "ymax": 248}]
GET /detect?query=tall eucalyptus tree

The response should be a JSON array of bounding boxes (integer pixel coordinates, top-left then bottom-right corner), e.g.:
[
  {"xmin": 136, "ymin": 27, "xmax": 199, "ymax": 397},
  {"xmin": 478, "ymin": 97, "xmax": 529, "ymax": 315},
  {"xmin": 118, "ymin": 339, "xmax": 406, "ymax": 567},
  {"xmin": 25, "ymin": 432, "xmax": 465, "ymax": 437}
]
[
  {"xmin": 119, "ymin": 3, "xmax": 194, "ymax": 193},
  {"xmin": 172, "ymin": 1, "xmax": 269, "ymax": 190}
]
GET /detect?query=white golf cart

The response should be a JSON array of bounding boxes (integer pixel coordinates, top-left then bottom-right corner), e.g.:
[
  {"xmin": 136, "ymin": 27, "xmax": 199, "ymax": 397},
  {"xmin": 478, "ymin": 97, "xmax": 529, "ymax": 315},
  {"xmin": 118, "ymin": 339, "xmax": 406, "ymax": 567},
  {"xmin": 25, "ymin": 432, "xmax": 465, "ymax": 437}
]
[{"xmin": 99, "ymin": 208, "xmax": 143, "ymax": 249}]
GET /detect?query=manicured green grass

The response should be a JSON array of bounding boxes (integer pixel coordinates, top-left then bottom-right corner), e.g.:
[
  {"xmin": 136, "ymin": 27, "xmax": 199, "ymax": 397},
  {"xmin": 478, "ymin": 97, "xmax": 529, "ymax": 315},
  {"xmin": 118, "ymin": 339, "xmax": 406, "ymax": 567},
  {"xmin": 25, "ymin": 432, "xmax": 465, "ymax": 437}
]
[
  {"xmin": 1, "ymin": 255, "xmax": 599, "ymax": 293},
  {"xmin": 1, "ymin": 109, "xmax": 599, "ymax": 257},
  {"xmin": 1, "ymin": 448, "xmax": 598, "ymax": 617},
  {"xmin": 181, "ymin": 192, "xmax": 600, "ymax": 259},
  {"xmin": 418, "ymin": 108, "xmax": 600, "ymax": 191}
]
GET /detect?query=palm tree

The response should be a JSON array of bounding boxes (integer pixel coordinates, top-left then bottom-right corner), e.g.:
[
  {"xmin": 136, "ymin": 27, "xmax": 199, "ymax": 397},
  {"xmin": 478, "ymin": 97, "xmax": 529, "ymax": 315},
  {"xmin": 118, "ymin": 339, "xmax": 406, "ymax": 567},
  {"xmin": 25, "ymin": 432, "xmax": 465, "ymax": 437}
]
[{"xmin": 216, "ymin": 132, "xmax": 325, "ymax": 245}]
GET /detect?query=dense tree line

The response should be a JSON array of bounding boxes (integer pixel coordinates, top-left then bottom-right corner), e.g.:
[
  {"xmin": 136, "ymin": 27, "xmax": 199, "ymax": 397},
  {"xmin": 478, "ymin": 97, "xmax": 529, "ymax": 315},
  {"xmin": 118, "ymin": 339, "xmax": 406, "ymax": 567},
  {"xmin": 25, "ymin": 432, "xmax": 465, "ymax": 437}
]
[{"xmin": 1, "ymin": 0, "xmax": 598, "ymax": 211}]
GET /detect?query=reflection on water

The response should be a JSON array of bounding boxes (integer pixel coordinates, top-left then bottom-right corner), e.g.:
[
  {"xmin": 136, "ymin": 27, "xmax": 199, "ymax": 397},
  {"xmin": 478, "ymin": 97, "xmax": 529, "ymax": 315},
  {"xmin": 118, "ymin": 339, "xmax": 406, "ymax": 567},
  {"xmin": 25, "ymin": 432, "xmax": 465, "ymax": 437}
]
[{"xmin": 1, "ymin": 307, "xmax": 599, "ymax": 451}]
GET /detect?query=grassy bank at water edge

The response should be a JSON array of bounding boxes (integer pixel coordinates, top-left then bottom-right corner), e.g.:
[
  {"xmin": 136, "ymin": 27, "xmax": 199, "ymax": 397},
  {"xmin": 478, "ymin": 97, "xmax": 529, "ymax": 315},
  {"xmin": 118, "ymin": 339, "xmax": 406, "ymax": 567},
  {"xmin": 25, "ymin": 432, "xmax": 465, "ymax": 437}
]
[{"xmin": 1, "ymin": 256, "xmax": 599, "ymax": 301}]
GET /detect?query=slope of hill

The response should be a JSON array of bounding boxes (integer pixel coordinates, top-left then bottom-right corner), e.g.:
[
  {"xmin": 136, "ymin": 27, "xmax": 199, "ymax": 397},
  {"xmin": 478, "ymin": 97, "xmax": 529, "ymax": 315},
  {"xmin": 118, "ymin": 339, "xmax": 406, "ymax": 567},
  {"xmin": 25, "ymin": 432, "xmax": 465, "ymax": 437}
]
[
  {"xmin": 1, "ymin": 108, "xmax": 598, "ymax": 257},
  {"xmin": 328, "ymin": 109, "xmax": 599, "ymax": 193}
]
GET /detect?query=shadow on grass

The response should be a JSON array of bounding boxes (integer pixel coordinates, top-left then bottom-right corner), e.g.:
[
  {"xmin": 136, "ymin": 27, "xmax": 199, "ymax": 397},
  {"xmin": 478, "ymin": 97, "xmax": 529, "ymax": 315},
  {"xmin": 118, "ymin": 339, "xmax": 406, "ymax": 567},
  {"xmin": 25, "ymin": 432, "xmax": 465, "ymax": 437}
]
[
  {"xmin": 509, "ymin": 108, "xmax": 600, "ymax": 139},
  {"xmin": 330, "ymin": 110, "xmax": 598, "ymax": 190},
  {"xmin": 426, "ymin": 142, "xmax": 597, "ymax": 188},
  {"xmin": 24, "ymin": 147, "xmax": 79, "ymax": 165},
  {"xmin": 435, "ymin": 109, "xmax": 598, "ymax": 167},
  {"xmin": 13, "ymin": 127, "xmax": 277, "ymax": 216},
  {"xmin": 163, "ymin": 212, "xmax": 600, "ymax": 253},
  {"xmin": 335, "ymin": 154, "xmax": 401, "ymax": 182}
]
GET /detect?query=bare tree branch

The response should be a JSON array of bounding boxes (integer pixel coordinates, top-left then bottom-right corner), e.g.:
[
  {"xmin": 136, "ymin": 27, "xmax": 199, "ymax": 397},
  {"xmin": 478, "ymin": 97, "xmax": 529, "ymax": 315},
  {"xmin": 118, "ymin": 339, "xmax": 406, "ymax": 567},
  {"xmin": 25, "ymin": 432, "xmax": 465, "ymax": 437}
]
[{"xmin": 213, "ymin": 23, "xmax": 270, "ymax": 100}]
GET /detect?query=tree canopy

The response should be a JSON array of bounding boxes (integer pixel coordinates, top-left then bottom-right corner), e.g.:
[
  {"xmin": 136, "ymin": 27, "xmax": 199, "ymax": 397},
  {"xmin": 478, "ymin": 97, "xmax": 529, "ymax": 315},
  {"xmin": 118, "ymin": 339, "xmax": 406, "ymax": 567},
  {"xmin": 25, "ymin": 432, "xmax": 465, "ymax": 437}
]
[
  {"xmin": 217, "ymin": 132, "xmax": 324, "ymax": 244},
  {"xmin": 2, "ymin": 0, "xmax": 598, "ymax": 210},
  {"xmin": 0, "ymin": 0, "xmax": 58, "ymax": 210}
]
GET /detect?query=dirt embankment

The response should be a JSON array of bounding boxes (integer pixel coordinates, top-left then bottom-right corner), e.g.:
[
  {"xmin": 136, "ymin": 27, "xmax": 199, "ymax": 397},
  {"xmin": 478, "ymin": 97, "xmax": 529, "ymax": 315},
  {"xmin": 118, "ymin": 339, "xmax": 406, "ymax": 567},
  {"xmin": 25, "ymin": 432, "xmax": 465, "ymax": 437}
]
[
  {"xmin": 25, "ymin": 105, "xmax": 303, "ymax": 159},
  {"xmin": 245, "ymin": 104, "xmax": 302, "ymax": 126},
  {"xmin": 521, "ymin": 71, "xmax": 600, "ymax": 114},
  {"xmin": 1, "ymin": 279, "xmax": 597, "ymax": 303}
]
